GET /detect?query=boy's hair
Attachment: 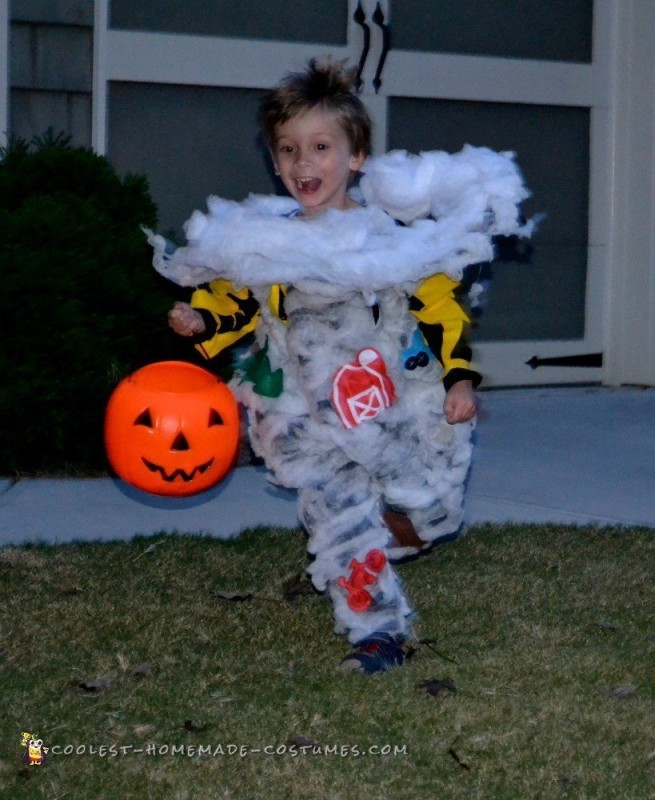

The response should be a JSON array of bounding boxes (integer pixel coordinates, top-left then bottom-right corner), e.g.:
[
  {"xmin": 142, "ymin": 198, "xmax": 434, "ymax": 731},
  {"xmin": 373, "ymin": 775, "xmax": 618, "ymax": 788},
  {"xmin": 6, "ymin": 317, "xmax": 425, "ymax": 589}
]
[{"xmin": 259, "ymin": 59, "xmax": 372, "ymax": 157}]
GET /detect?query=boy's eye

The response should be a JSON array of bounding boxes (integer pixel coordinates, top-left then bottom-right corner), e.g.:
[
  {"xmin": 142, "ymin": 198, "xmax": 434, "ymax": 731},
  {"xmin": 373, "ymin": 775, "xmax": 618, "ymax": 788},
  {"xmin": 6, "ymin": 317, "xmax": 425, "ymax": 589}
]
[
  {"xmin": 279, "ymin": 145, "xmax": 294, "ymax": 154},
  {"xmin": 317, "ymin": 143, "xmax": 328, "ymax": 150}
]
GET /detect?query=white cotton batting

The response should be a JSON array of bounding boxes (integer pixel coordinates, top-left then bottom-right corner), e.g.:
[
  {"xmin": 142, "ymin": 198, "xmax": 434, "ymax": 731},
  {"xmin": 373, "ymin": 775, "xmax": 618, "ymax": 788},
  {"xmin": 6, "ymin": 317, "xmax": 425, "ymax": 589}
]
[{"xmin": 148, "ymin": 144, "xmax": 532, "ymax": 645}]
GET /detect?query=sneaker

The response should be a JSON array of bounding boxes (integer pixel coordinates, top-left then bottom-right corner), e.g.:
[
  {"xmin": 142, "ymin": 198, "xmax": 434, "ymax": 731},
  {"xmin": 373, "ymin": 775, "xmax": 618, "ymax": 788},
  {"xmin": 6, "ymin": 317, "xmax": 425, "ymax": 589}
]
[{"xmin": 339, "ymin": 632, "xmax": 405, "ymax": 674}]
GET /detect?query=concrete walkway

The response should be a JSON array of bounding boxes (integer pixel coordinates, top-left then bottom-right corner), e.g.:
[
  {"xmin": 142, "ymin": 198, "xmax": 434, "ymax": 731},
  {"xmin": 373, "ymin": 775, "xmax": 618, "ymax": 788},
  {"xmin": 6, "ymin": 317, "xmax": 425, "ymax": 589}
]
[{"xmin": 1, "ymin": 386, "xmax": 653, "ymax": 547}]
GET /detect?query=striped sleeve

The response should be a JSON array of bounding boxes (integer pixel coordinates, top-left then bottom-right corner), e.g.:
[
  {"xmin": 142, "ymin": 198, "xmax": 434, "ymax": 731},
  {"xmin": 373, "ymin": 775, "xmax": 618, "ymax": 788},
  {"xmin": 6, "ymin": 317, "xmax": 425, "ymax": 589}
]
[{"xmin": 409, "ymin": 273, "xmax": 481, "ymax": 390}]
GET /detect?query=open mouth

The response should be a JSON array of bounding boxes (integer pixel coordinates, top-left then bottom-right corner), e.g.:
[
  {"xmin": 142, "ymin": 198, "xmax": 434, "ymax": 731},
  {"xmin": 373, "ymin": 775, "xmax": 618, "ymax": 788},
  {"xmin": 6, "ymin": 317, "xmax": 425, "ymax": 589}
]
[
  {"xmin": 295, "ymin": 177, "xmax": 321, "ymax": 193},
  {"xmin": 142, "ymin": 457, "xmax": 215, "ymax": 482}
]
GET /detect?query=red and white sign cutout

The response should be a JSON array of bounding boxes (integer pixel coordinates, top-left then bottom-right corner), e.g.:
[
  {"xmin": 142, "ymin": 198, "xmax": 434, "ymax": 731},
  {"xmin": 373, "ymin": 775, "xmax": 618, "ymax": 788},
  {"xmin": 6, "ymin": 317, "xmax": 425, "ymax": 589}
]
[{"xmin": 331, "ymin": 348, "xmax": 396, "ymax": 429}]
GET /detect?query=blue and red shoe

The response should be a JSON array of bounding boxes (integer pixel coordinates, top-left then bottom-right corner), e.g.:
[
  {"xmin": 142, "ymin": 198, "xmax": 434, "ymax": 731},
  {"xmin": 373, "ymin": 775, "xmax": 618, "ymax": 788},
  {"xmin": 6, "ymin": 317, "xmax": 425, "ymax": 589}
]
[{"xmin": 339, "ymin": 632, "xmax": 405, "ymax": 674}]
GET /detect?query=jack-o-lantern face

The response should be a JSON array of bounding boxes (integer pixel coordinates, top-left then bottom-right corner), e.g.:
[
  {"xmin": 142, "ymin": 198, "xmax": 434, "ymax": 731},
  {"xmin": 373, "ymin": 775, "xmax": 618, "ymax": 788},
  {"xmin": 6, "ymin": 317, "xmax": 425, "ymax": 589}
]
[{"xmin": 104, "ymin": 361, "xmax": 240, "ymax": 497}]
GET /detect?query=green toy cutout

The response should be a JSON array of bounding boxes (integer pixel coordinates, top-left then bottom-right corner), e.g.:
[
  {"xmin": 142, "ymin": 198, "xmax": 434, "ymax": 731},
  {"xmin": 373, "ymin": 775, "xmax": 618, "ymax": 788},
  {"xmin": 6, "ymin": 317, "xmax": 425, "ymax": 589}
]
[{"xmin": 238, "ymin": 339, "xmax": 284, "ymax": 398}]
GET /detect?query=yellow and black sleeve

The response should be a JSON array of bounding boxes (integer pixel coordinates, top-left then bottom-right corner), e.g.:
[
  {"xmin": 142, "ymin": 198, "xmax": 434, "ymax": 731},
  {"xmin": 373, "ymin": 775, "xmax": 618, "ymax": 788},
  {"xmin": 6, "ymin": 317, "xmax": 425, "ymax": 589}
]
[{"xmin": 409, "ymin": 273, "xmax": 482, "ymax": 391}]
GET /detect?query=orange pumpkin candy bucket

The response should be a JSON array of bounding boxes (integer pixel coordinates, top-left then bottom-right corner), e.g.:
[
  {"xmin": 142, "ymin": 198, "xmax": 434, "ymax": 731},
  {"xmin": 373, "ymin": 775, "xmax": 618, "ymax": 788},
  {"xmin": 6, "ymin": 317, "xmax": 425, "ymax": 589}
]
[{"xmin": 104, "ymin": 361, "xmax": 240, "ymax": 496}]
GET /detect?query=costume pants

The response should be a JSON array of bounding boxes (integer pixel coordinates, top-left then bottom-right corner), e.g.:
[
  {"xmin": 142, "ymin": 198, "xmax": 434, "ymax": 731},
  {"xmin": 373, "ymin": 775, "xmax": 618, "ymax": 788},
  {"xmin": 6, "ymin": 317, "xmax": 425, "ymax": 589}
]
[
  {"xmin": 247, "ymin": 400, "xmax": 472, "ymax": 645},
  {"xmin": 298, "ymin": 463, "xmax": 413, "ymax": 645},
  {"xmin": 240, "ymin": 285, "xmax": 473, "ymax": 645}
]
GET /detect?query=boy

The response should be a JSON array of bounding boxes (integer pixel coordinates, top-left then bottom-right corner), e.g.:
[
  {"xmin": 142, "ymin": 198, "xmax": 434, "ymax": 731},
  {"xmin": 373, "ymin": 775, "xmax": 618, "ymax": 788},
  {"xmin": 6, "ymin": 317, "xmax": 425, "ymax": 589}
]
[{"xmin": 157, "ymin": 59, "xmax": 529, "ymax": 673}]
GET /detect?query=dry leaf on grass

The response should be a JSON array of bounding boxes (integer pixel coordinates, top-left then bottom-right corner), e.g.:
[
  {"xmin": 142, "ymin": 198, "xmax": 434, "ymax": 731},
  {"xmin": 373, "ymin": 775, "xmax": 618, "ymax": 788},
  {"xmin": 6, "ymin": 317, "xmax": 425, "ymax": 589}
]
[
  {"xmin": 215, "ymin": 574, "xmax": 319, "ymax": 605},
  {"xmin": 214, "ymin": 590, "xmax": 255, "ymax": 601},
  {"xmin": 559, "ymin": 773, "xmax": 581, "ymax": 789},
  {"xmin": 132, "ymin": 542, "xmax": 165, "ymax": 562},
  {"xmin": 78, "ymin": 678, "xmax": 111, "ymax": 693},
  {"xmin": 184, "ymin": 720, "xmax": 210, "ymax": 733},
  {"xmin": 210, "ymin": 694, "xmax": 236, "ymax": 704},
  {"xmin": 116, "ymin": 655, "xmax": 153, "ymax": 677},
  {"xmin": 214, "ymin": 589, "xmax": 286, "ymax": 603},
  {"xmin": 132, "ymin": 662, "xmax": 154, "ymax": 678},
  {"xmin": 416, "ymin": 678, "xmax": 457, "ymax": 699},
  {"xmin": 602, "ymin": 685, "xmax": 637, "ymax": 699},
  {"xmin": 282, "ymin": 574, "xmax": 317, "ymax": 604},
  {"xmin": 592, "ymin": 620, "xmax": 620, "ymax": 633},
  {"xmin": 286, "ymin": 735, "xmax": 321, "ymax": 750},
  {"xmin": 133, "ymin": 724, "xmax": 156, "ymax": 736}
]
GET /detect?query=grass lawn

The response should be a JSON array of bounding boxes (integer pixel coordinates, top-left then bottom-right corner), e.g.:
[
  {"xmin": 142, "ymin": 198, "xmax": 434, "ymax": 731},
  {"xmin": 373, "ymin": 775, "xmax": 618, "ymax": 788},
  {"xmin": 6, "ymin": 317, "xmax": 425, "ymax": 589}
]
[{"xmin": 1, "ymin": 523, "xmax": 655, "ymax": 799}]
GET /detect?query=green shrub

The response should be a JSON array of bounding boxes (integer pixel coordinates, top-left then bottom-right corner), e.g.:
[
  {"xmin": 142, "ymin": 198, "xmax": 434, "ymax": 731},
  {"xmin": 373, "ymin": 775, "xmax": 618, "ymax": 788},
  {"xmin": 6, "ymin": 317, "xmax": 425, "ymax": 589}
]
[{"xmin": 0, "ymin": 132, "xmax": 187, "ymax": 474}]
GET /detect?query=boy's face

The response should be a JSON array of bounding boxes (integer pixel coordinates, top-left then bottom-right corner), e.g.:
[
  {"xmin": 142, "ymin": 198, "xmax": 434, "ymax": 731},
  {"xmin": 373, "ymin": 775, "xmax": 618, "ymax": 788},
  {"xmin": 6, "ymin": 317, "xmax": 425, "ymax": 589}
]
[{"xmin": 272, "ymin": 107, "xmax": 365, "ymax": 216}]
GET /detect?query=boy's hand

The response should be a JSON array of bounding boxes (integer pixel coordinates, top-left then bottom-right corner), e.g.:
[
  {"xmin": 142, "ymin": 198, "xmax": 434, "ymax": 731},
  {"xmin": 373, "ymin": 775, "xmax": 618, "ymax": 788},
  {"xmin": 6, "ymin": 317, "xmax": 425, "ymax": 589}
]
[
  {"xmin": 443, "ymin": 380, "xmax": 476, "ymax": 424},
  {"xmin": 168, "ymin": 302, "xmax": 206, "ymax": 336}
]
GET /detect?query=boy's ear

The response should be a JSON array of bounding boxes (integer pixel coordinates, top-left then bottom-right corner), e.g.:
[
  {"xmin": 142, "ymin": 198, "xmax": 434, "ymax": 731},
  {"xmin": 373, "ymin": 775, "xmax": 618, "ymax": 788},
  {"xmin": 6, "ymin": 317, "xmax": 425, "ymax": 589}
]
[
  {"xmin": 349, "ymin": 151, "xmax": 366, "ymax": 172},
  {"xmin": 268, "ymin": 149, "xmax": 280, "ymax": 176}
]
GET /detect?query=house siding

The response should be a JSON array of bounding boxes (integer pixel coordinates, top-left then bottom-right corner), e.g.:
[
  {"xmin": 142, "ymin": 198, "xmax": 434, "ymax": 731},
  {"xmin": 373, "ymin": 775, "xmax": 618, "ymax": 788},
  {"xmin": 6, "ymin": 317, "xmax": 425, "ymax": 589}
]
[{"xmin": 9, "ymin": 0, "xmax": 93, "ymax": 146}]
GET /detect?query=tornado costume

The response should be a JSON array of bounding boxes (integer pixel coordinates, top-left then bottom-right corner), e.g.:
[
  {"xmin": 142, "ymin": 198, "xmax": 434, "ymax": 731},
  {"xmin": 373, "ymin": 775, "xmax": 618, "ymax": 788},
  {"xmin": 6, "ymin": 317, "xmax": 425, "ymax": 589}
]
[{"xmin": 150, "ymin": 146, "xmax": 532, "ymax": 644}]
